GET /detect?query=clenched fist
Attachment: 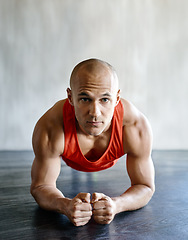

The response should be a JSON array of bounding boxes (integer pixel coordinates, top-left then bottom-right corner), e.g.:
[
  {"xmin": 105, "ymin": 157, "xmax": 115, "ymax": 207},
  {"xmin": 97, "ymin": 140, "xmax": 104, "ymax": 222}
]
[
  {"xmin": 65, "ymin": 193, "xmax": 92, "ymax": 226},
  {"xmin": 91, "ymin": 192, "xmax": 117, "ymax": 224}
]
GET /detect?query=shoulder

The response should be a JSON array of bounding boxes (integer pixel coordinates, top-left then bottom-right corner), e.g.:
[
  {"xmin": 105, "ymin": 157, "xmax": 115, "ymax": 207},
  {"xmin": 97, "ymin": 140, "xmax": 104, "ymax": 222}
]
[
  {"xmin": 120, "ymin": 98, "xmax": 140, "ymax": 125},
  {"xmin": 32, "ymin": 99, "xmax": 67, "ymax": 159},
  {"xmin": 121, "ymin": 98, "xmax": 153, "ymax": 157}
]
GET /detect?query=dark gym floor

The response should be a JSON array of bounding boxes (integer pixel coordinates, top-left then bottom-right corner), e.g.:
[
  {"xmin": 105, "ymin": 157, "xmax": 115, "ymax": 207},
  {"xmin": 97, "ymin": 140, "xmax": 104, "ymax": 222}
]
[{"xmin": 0, "ymin": 150, "xmax": 188, "ymax": 240}]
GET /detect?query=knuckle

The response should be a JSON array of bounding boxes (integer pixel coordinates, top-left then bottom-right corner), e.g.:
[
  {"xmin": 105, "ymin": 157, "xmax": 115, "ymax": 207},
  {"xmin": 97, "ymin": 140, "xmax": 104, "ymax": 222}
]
[
  {"xmin": 105, "ymin": 201, "xmax": 112, "ymax": 207},
  {"xmin": 107, "ymin": 209, "xmax": 113, "ymax": 216},
  {"xmin": 86, "ymin": 192, "xmax": 91, "ymax": 197}
]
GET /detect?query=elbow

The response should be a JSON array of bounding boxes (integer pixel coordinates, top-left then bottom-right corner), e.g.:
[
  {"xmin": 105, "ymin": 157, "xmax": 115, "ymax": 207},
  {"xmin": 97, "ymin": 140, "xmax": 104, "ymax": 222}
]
[
  {"xmin": 146, "ymin": 183, "xmax": 155, "ymax": 203},
  {"xmin": 138, "ymin": 184, "xmax": 155, "ymax": 209},
  {"xmin": 152, "ymin": 184, "xmax": 155, "ymax": 195},
  {"xmin": 30, "ymin": 184, "xmax": 39, "ymax": 200},
  {"xmin": 30, "ymin": 185, "xmax": 36, "ymax": 199},
  {"xmin": 149, "ymin": 186, "xmax": 155, "ymax": 200},
  {"xmin": 150, "ymin": 181, "xmax": 155, "ymax": 195},
  {"xmin": 139, "ymin": 183, "xmax": 155, "ymax": 205},
  {"xmin": 30, "ymin": 184, "xmax": 44, "ymax": 207}
]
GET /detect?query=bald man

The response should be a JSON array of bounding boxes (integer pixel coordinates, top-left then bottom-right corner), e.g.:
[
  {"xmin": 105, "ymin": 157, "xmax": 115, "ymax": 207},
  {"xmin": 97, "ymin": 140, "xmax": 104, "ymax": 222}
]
[{"xmin": 31, "ymin": 59, "xmax": 155, "ymax": 227}]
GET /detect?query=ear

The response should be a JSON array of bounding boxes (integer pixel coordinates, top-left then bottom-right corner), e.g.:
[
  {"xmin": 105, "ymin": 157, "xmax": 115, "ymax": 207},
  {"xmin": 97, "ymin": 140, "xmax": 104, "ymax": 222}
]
[
  {"xmin": 66, "ymin": 88, "xmax": 74, "ymax": 105},
  {"xmin": 115, "ymin": 89, "xmax": 121, "ymax": 106}
]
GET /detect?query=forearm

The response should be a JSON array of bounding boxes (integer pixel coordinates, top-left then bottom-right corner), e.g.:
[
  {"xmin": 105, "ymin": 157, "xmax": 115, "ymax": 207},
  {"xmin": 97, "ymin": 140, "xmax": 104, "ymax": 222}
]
[
  {"xmin": 30, "ymin": 185, "xmax": 70, "ymax": 215},
  {"xmin": 112, "ymin": 184, "xmax": 155, "ymax": 214}
]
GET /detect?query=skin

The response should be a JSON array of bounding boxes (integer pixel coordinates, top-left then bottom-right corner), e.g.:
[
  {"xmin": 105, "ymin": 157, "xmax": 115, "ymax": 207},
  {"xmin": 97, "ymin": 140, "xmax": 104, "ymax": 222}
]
[{"xmin": 31, "ymin": 59, "xmax": 155, "ymax": 226}]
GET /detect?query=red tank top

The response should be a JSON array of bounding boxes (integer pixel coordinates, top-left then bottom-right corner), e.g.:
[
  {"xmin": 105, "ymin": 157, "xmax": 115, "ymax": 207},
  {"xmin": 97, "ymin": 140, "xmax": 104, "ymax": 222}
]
[{"xmin": 61, "ymin": 99, "xmax": 124, "ymax": 172}]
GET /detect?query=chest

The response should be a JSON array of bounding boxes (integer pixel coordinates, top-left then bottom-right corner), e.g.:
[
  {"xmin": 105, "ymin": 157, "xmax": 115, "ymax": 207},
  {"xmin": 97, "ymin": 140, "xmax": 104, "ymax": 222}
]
[{"xmin": 77, "ymin": 132, "xmax": 111, "ymax": 161}]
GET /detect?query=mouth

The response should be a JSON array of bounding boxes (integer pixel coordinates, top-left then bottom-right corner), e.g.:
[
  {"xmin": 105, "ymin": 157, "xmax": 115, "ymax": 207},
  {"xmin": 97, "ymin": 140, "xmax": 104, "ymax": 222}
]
[{"xmin": 86, "ymin": 121, "xmax": 103, "ymax": 127}]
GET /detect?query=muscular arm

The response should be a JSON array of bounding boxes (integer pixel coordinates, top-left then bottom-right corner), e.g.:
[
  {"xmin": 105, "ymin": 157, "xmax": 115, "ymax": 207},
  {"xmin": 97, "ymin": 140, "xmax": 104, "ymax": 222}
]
[
  {"xmin": 112, "ymin": 155, "xmax": 155, "ymax": 213},
  {"xmin": 92, "ymin": 153, "xmax": 154, "ymax": 224},
  {"xmin": 30, "ymin": 102, "xmax": 92, "ymax": 226},
  {"xmin": 113, "ymin": 99, "xmax": 155, "ymax": 210},
  {"xmin": 31, "ymin": 155, "xmax": 64, "ymax": 212},
  {"xmin": 92, "ymin": 100, "xmax": 155, "ymax": 224}
]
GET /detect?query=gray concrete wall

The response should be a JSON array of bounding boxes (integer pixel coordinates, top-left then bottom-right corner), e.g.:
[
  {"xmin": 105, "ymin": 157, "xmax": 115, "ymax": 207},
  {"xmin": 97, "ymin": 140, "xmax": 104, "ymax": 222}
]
[{"xmin": 0, "ymin": 0, "xmax": 187, "ymax": 150}]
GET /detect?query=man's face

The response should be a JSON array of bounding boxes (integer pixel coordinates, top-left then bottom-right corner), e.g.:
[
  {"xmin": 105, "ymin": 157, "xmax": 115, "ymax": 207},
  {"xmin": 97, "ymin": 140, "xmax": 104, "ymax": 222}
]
[{"xmin": 68, "ymin": 65, "xmax": 120, "ymax": 136}]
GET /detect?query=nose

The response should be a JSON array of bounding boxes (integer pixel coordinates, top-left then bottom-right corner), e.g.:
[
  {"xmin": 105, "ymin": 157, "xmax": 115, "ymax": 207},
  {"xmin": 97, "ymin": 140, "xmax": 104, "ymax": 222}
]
[{"xmin": 89, "ymin": 101, "xmax": 101, "ymax": 119}]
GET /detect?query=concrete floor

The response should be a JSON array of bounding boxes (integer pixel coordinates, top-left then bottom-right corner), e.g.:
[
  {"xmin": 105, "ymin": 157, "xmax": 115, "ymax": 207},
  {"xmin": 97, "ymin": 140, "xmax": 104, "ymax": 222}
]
[{"xmin": 0, "ymin": 150, "xmax": 188, "ymax": 240}]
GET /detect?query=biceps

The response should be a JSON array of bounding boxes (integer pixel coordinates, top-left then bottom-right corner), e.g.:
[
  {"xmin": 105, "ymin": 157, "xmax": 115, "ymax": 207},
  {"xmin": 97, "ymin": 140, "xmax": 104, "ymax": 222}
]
[
  {"xmin": 126, "ymin": 155, "xmax": 155, "ymax": 189},
  {"xmin": 31, "ymin": 157, "xmax": 61, "ymax": 188}
]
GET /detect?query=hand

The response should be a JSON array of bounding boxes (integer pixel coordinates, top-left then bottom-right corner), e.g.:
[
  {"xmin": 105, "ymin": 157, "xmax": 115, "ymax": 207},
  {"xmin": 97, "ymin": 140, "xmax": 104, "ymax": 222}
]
[
  {"xmin": 91, "ymin": 192, "xmax": 116, "ymax": 224},
  {"xmin": 65, "ymin": 193, "xmax": 92, "ymax": 226}
]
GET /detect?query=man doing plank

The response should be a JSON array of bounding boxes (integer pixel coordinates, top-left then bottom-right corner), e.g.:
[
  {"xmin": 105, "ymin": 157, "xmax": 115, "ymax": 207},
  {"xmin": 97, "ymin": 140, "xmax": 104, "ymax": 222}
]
[{"xmin": 31, "ymin": 58, "xmax": 155, "ymax": 226}]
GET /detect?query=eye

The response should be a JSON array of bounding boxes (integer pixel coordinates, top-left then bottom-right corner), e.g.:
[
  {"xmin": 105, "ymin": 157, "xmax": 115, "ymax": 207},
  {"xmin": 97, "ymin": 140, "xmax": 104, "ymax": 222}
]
[
  {"xmin": 101, "ymin": 98, "xmax": 109, "ymax": 103},
  {"xmin": 80, "ymin": 98, "xmax": 91, "ymax": 102}
]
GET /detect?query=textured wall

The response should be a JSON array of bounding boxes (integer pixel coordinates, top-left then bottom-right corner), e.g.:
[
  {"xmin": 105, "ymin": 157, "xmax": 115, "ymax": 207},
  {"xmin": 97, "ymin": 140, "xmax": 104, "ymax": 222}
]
[{"xmin": 0, "ymin": 0, "xmax": 188, "ymax": 150}]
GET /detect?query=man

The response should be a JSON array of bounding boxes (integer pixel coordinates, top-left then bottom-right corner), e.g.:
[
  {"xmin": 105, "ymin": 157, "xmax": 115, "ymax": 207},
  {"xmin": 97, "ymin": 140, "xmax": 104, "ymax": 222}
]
[{"xmin": 31, "ymin": 58, "xmax": 155, "ymax": 227}]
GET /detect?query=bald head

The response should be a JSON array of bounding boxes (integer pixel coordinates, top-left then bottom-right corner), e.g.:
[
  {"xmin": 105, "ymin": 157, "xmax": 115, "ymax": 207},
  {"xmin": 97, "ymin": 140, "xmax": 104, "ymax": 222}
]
[
  {"xmin": 67, "ymin": 59, "xmax": 120, "ymax": 136},
  {"xmin": 70, "ymin": 58, "xmax": 119, "ymax": 92}
]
